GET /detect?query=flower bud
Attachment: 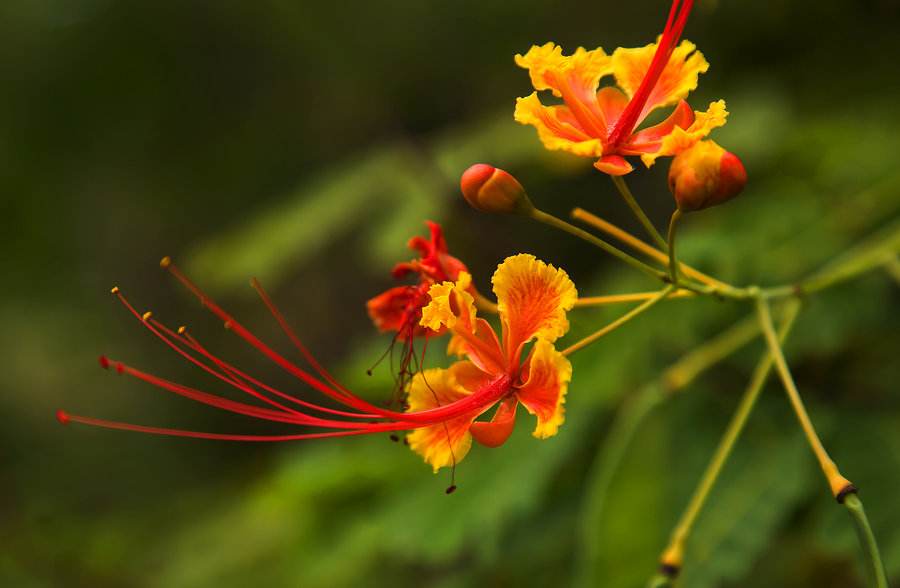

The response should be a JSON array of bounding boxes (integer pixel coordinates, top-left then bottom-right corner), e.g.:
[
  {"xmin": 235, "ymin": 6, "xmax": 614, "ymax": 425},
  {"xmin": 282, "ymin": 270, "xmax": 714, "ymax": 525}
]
[
  {"xmin": 460, "ymin": 164, "xmax": 533, "ymax": 214},
  {"xmin": 668, "ymin": 141, "xmax": 747, "ymax": 212}
]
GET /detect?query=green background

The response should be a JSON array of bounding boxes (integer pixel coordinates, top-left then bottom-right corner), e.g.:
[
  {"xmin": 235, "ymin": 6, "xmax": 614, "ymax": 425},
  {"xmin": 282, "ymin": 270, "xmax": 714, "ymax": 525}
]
[{"xmin": 3, "ymin": 1, "xmax": 899, "ymax": 586}]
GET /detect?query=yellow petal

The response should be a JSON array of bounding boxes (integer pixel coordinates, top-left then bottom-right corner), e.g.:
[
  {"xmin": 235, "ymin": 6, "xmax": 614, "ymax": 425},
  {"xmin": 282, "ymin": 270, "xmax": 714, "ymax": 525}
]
[
  {"xmin": 492, "ymin": 254, "xmax": 577, "ymax": 356},
  {"xmin": 515, "ymin": 43, "xmax": 612, "ymax": 100},
  {"xmin": 516, "ymin": 339, "xmax": 572, "ymax": 439},
  {"xmin": 421, "ymin": 272, "xmax": 505, "ymax": 374},
  {"xmin": 612, "ymin": 39, "xmax": 709, "ymax": 123},
  {"xmin": 640, "ymin": 100, "xmax": 728, "ymax": 168},
  {"xmin": 419, "ymin": 271, "xmax": 475, "ymax": 333},
  {"xmin": 514, "ymin": 93, "xmax": 604, "ymax": 158},
  {"xmin": 406, "ymin": 365, "xmax": 480, "ymax": 472}
]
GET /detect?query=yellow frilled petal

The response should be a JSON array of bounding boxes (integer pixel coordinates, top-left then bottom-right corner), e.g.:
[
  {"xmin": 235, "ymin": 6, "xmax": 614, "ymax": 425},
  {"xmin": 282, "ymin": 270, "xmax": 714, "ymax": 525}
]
[
  {"xmin": 406, "ymin": 364, "xmax": 483, "ymax": 472},
  {"xmin": 612, "ymin": 39, "xmax": 709, "ymax": 122},
  {"xmin": 516, "ymin": 339, "xmax": 572, "ymax": 439},
  {"xmin": 420, "ymin": 271, "xmax": 476, "ymax": 333},
  {"xmin": 514, "ymin": 93, "xmax": 604, "ymax": 158},
  {"xmin": 422, "ymin": 272, "xmax": 505, "ymax": 374},
  {"xmin": 492, "ymin": 254, "xmax": 577, "ymax": 356},
  {"xmin": 640, "ymin": 100, "xmax": 728, "ymax": 168},
  {"xmin": 515, "ymin": 43, "xmax": 612, "ymax": 100}
]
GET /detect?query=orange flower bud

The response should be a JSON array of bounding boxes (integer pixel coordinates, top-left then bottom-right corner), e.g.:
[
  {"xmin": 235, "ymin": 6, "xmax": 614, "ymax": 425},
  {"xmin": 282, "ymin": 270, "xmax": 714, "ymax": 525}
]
[
  {"xmin": 459, "ymin": 164, "xmax": 533, "ymax": 214},
  {"xmin": 667, "ymin": 141, "xmax": 747, "ymax": 212}
]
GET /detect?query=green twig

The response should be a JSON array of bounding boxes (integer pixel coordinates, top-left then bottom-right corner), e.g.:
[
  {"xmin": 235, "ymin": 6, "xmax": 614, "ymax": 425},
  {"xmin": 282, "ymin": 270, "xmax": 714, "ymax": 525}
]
[
  {"xmin": 755, "ymin": 296, "xmax": 888, "ymax": 588},
  {"xmin": 651, "ymin": 300, "xmax": 801, "ymax": 585},
  {"xmin": 611, "ymin": 175, "xmax": 669, "ymax": 252},
  {"xmin": 667, "ymin": 209, "xmax": 683, "ymax": 285},
  {"xmin": 562, "ymin": 286, "xmax": 674, "ymax": 356},
  {"xmin": 529, "ymin": 208, "xmax": 668, "ymax": 281}
]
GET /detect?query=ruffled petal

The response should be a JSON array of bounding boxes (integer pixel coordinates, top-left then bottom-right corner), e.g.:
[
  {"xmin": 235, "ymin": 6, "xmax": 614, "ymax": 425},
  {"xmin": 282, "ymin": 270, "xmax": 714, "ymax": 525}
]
[
  {"xmin": 421, "ymin": 272, "xmax": 505, "ymax": 374},
  {"xmin": 612, "ymin": 39, "xmax": 709, "ymax": 123},
  {"xmin": 640, "ymin": 100, "xmax": 728, "ymax": 168},
  {"xmin": 406, "ymin": 365, "xmax": 481, "ymax": 472},
  {"xmin": 515, "ymin": 93, "xmax": 604, "ymax": 157},
  {"xmin": 515, "ymin": 339, "xmax": 572, "ymax": 439},
  {"xmin": 515, "ymin": 43, "xmax": 613, "ymax": 141},
  {"xmin": 492, "ymin": 254, "xmax": 577, "ymax": 358}
]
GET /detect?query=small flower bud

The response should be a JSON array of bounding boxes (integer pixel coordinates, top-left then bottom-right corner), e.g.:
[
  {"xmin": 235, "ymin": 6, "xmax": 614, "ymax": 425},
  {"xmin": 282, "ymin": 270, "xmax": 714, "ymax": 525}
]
[
  {"xmin": 668, "ymin": 141, "xmax": 747, "ymax": 212},
  {"xmin": 459, "ymin": 164, "xmax": 533, "ymax": 214}
]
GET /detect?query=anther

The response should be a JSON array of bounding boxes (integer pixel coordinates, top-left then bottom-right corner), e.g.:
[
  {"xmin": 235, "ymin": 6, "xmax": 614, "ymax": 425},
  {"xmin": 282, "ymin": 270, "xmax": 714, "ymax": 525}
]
[
  {"xmin": 160, "ymin": 256, "xmax": 172, "ymax": 268},
  {"xmin": 223, "ymin": 320, "xmax": 233, "ymax": 330},
  {"xmin": 111, "ymin": 286, "xmax": 120, "ymax": 294},
  {"xmin": 445, "ymin": 485, "xmax": 457, "ymax": 495},
  {"xmin": 56, "ymin": 410, "xmax": 70, "ymax": 425},
  {"xmin": 177, "ymin": 326, "xmax": 187, "ymax": 335},
  {"xmin": 389, "ymin": 434, "xmax": 399, "ymax": 442},
  {"xmin": 142, "ymin": 311, "xmax": 153, "ymax": 321},
  {"xmin": 98, "ymin": 355, "xmax": 110, "ymax": 370}
]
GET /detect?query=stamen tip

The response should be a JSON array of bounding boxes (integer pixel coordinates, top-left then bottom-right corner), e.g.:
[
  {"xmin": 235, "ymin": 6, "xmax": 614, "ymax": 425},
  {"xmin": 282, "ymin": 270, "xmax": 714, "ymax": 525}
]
[
  {"xmin": 110, "ymin": 286, "xmax": 120, "ymax": 294},
  {"xmin": 445, "ymin": 484, "xmax": 457, "ymax": 495},
  {"xmin": 159, "ymin": 256, "xmax": 172, "ymax": 268},
  {"xmin": 56, "ymin": 410, "xmax": 70, "ymax": 425},
  {"xmin": 223, "ymin": 320, "xmax": 233, "ymax": 330},
  {"xmin": 389, "ymin": 434, "xmax": 399, "ymax": 442},
  {"xmin": 177, "ymin": 325, "xmax": 187, "ymax": 334},
  {"xmin": 98, "ymin": 355, "xmax": 110, "ymax": 369},
  {"xmin": 142, "ymin": 311, "xmax": 153, "ymax": 321}
]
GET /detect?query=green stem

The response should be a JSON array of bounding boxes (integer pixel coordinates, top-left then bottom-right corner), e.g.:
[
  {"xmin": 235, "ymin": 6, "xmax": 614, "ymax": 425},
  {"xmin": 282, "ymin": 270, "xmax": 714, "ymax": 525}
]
[
  {"xmin": 579, "ymin": 315, "xmax": 767, "ymax": 584},
  {"xmin": 562, "ymin": 286, "xmax": 673, "ymax": 356},
  {"xmin": 844, "ymin": 494, "xmax": 890, "ymax": 588},
  {"xmin": 529, "ymin": 208, "xmax": 668, "ymax": 281},
  {"xmin": 755, "ymin": 296, "xmax": 888, "ymax": 588},
  {"xmin": 667, "ymin": 209, "xmax": 684, "ymax": 285},
  {"xmin": 611, "ymin": 175, "xmax": 669, "ymax": 252},
  {"xmin": 652, "ymin": 300, "xmax": 801, "ymax": 584}
]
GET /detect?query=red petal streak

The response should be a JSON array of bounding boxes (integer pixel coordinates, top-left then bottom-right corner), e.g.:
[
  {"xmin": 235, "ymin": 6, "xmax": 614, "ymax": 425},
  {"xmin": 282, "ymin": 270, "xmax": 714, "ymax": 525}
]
[{"xmin": 608, "ymin": 0, "xmax": 694, "ymax": 146}]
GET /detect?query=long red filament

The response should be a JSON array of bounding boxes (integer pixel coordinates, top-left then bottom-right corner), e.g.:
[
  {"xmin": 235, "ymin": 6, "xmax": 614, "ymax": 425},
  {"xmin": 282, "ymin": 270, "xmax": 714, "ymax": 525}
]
[
  {"xmin": 57, "ymin": 411, "xmax": 411, "ymax": 440},
  {"xmin": 608, "ymin": 0, "xmax": 695, "ymax": 146},
  {"xmin": 162, "ymin": 260, "xmax": 510, "ymax": 423}
]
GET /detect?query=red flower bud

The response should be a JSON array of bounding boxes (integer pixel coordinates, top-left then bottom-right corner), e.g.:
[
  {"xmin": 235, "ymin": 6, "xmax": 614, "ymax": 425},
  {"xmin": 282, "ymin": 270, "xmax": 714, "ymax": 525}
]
[
  {"xmin": 460, "ymin": 164, "xmax": 533, "ymax": 214},
  {"xmin": 668, "ymin": 141, "xmax": 747, "ymax": 212}
]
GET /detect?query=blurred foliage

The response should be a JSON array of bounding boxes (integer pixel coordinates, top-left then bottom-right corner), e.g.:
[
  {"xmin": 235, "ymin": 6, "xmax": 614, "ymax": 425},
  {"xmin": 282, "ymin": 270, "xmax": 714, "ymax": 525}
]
[{"xmin": 2, "ymin": 1, "xmax": 900, "ymax": 587}]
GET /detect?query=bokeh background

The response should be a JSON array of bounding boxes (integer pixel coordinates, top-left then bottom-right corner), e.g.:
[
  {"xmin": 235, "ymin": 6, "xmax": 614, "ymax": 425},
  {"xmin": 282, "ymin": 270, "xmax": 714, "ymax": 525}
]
[{"xmin": 4, "ymin": 1, "xmax": 900, "ymax": 586}]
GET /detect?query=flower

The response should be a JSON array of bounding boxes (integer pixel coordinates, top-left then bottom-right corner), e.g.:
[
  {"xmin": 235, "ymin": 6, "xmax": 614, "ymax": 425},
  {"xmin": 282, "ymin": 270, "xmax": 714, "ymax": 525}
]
[
  {"xmin": 514, "ymin": 0, "xmax": 726, "ymax": 176},
  {"xmin": 668, "ymin": 140, "xmax": 747, "ymax": 211},
  {"xmin": 58, "ymin": 259, "xmax": 518, "ymax": 456},
  {"xmin": 406, "ymin": 254, "xmax": 577, "ymax": 471},
  {"xmin": 366, "ymin": 221, "xmax": 468, "ymax": 340}
]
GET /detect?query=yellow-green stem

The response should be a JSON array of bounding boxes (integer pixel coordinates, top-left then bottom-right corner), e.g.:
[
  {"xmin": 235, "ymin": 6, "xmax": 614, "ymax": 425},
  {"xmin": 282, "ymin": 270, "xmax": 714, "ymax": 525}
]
[
  {"xmin": 611, "ymin": 175, "xmax": 669, "ymax": 252},
  {"xmin": 530, "ymin": 208, "xmax": 667, "ymax": 281},
  {"xmin": 654, "ymin": 300, "xmax": 800, "ymax": 583},
  {"xmin": 667, "ymin": 209, "xmax": 683, "ymax": 285},
  {"xmin": 562, "ymin": 286, "xmax": 673, "ymax": 356},
  {"xmin": 580, "ymin": 314, "xmax": 765, "ymax": 580},
  {"xmin": 755, "ymin": 296, "xmax": 888, "ymax": 588}
]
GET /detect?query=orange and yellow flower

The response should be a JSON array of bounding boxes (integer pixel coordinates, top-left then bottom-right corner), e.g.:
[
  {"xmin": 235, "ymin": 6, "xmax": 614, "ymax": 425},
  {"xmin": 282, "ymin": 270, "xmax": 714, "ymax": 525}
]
[
  {"xmin": 514, "ymin": 0, "xmax": 725, "ymax": 176},
  {"xmin": 406, "ymin": 254, "xmax": 577, "ymax": 471},
  {"xmin": 367, "ymin": 221, "xmax": 468, "ymax": 340}
]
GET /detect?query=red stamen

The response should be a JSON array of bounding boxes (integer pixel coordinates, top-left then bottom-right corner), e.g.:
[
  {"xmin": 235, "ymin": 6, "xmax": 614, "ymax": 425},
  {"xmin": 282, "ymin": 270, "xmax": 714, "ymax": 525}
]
[
  {"xmin": 608, "ymin": 0, "xmax": 695, "ymax": 146},
  {"xmin": 57, "ymin": 411, "xmax": 410, "ymax": 440}
]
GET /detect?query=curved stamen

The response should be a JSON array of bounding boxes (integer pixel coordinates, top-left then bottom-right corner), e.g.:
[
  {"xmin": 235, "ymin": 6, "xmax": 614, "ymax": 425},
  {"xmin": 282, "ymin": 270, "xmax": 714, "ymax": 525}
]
[{"xmin": 608, "ymin": 0, "xmax": 695, "ymax": 146}]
